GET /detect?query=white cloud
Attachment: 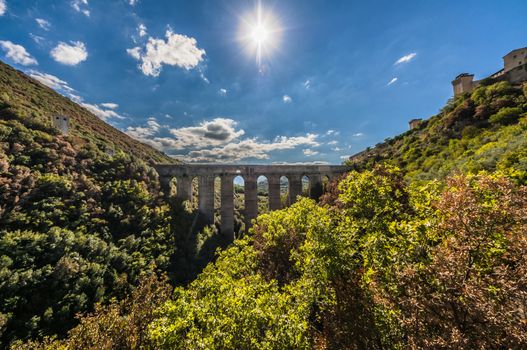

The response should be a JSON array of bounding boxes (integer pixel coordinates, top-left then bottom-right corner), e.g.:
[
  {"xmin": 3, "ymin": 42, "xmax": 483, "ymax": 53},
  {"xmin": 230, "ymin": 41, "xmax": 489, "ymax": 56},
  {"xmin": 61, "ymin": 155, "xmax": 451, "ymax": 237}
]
[
  {"xmin": 340, "ymin": 155, "xmax": 352, "ymax": 159},
  {"xmin": 138, "ymin": 23, "xmax": 147, "ymax": 37},
  {"xmin": 303, "ymin": 148, "xmax": 319, "ymax": 156},
  {"xmin": 129, "ymin": 0, "xmax": 138, "ymax": 5},
  {"xmin": 80, "ymin": 102, "xmax": 125, "ymax": 121},
  {"xmin": 0, "ymin": 0, "xmax": 6, "ymax": 16},
  {"xmin": 172, "ymin": 134, "xmax": 320, "ymax": 162},
  {"xmin": 36, "ymin": 18, "xmax": 51, "ymax": 30},
  {"xmin": 126, "ymin": 117, "xmax": 320, "ymax": 162},
  {"xmin": 126, "ymin": 118, "xmax": 161, "ymax": 139},
  {"xmin": 387, "ymin": 77, "xmax": 398, "ymax": 86},
  {"xmin": 331, "ymin": 147, "xmax": 342, "ymax": 151},
  {"xmin": 394, "ymin": 52, "xmax": 417, "ymax": 65},
  {"xmin": 100, "ymin": 102, "xmax": 119, "ymax": 109},
  {"xmin": 28, "ymin": 71, "xmax": 74, "ymax": 93},
  {"xmin": 0, "ymin": 41, "xmax": 38, "ymax": 66},
  {"xmin": 126, "ymin": 47, "xmax": 141, "ymax": 60},
  {"xmin": 127, "ymin": 29, "xmax": 206, "ymax": 77},
  {"xmin": 327, "ymin": 140, "xmax": 338, "ymax": 145},
  {"xmin": 304, "ymin": 79, "xmax": 311, "ymax": 89},
  {"xmin": 50, "ymin": 41, "xmax": 88, "ymax": 65},
  {"xmin": 282, "ymin": 95, "xmax": 292, "ymax": 103},
  {"xmin": 71, "ymin": 0, "xmax": 90, "ymax": 16},
  {"xmin": 219, "ymin": 88, "xmax": 227, "ymax": 96},
  {"xmin": 352, "ymin": 132, "xmax": 364, "ymax": 137},
  {"xmin": 325, "ymin": 129, "xmax": 340, "ymax": 136}
]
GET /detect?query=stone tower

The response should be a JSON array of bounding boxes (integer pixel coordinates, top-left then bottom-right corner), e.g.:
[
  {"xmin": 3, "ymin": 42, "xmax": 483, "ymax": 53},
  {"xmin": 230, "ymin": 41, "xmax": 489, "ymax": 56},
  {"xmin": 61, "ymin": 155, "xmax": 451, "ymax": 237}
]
[
  {"xmin": 52, "ymin": 115, "xmax": 70, "ymax": 135},
  {"xmin": 452, "ymin": 73, "xmax": 474, "ymax": 96}
]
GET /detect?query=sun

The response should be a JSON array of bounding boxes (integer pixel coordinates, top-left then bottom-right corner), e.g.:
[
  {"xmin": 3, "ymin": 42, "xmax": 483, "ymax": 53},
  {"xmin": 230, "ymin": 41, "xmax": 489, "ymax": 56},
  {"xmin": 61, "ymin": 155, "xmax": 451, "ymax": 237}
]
[
  {"xmin": 250, "ymin": 23, "xmax": 270, "ymax": 46},
  {"xmin": 238, "ymin": 1, "xmax": 282, "ymax": 68}
]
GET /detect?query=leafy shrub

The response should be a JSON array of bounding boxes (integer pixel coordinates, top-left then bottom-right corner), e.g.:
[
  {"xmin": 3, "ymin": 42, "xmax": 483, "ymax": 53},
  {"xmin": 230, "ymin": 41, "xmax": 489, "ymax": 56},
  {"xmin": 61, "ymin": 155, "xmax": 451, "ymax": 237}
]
[{"xmin": 489, "ymin": 107, "xmax": 523, "ymax": 124}]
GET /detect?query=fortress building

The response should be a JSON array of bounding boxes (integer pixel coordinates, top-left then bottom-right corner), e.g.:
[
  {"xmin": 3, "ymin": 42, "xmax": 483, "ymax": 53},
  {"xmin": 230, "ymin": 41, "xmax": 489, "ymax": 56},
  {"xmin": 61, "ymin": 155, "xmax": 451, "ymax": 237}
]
[{"xmin": 452, "ymin": 47, "xmax": 527, "ymax": 96}]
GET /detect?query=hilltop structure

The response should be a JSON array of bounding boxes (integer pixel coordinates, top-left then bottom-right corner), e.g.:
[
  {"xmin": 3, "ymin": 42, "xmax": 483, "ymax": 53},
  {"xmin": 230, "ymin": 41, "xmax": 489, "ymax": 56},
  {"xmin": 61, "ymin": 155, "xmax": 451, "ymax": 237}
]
[
  {"xmin": 452, "ymin": 47, "xmax": 527, "ymax": 96},
  {"xmin": 51, "ymin": 115, "xmax": 70, "ymax": 135},
  {"xmin": 408, "ymin": 118, "xmax": 422, "ymax": 130}
]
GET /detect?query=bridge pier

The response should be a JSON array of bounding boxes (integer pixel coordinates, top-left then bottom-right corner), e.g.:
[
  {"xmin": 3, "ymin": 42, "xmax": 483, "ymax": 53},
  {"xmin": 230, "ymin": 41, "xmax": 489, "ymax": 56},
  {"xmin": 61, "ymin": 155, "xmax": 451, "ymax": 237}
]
[
  {"xmin": 220, "ymin": 175, "xmax": 234, "ymax": 238},
  {"xmin": 309, "ymin": 174, "xmax": 323, "ymax": 200},
  {"xmin": 244, "ymin": 175, "xmax": 258, "ymax": 230},
  {"xmin": 176, "ymin": 175, "xmax": 192, "ymax": 201},
  {"xmin": 268, "ymin": 175, "xmax": 281, "ymax": 211},
  {"xmin": 289, "ymin": 174, "xmax": 303, "ymax": 204},
  {"xmin": 159, "ymin": 175, "xmax": 172, "ymax": 198},
  {"xmin": 199, "ymin": 175, "xmax": 215, "ymax": 225}
]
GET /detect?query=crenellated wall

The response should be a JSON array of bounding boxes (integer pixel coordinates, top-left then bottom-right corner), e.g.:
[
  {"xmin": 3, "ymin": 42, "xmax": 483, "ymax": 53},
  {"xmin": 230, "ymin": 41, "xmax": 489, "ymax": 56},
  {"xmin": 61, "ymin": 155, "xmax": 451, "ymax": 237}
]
[{"xmin": 154, "ymin": 164, "xmax": 350, "ymax": 239}]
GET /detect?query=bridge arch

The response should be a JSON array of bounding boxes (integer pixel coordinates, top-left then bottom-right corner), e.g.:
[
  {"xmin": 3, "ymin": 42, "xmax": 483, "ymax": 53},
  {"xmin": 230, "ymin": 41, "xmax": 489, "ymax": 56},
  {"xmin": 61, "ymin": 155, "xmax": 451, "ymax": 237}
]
[
  {"xmin": 155, "ymin": 164, "xmax": 350, "ymax": 239},
  {"xmin": 257, "ymin": 175, "xmax": 269, "ymax": 214}
]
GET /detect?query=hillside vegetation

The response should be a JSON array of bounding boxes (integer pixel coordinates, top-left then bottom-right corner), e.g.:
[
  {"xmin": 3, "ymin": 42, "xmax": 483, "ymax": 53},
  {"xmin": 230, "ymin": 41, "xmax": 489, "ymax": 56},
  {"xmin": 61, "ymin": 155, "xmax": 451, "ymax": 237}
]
[
  {"xmin": 348, "ymin": 81, "xmax": 527, "ymax": 184},
  {"xmin": 0, "ymin": 62, "xmax": 227, "ymax": 347},
  {"xmin": 14, "ymin": 81, "xmax": 527, "ymax": 349},
  {"xmin": 0, "ymin": 60, "xmax": 172, "ymax": 164}
]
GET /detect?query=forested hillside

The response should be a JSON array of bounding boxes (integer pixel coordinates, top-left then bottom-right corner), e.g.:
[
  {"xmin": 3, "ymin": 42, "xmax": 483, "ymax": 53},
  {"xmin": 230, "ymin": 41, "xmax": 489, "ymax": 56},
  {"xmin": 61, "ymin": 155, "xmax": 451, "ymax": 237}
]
[
  {"xmin": 348, "ymin": 81, "xmax": 527, "ymax": 184},
  {"xmin": 0, "ymin": 60, "xmax": 172, "ymax": 164},
  {"xmin": 0, "ymin": 62, "xmax": 225, "ymax": 347}
]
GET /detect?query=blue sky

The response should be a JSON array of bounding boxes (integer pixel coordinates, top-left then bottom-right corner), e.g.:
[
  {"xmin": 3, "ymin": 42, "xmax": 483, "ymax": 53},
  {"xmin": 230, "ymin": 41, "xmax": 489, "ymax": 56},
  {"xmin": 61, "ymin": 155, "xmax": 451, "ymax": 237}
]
[{"xmin": 1, "ymin": 0, "xmax": 526, "ymax": 164}]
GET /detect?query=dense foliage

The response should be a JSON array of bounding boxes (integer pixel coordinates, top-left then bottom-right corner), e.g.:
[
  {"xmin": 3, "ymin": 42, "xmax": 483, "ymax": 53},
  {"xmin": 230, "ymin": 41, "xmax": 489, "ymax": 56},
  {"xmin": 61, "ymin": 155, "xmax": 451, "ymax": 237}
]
[
  {"xmin": 348, "ymin": 81, "xmax": 527, "ymax": 184},
  {"xmin": 35, "ymin": 167, "xmax": 525, "ymax": 349},
  {"xmin": 150, "ymin": 168, "xmax": 526, "ymax": 349},
  {"xmin": 0, "ymin": 61, "xmax": 225, "ymax": 347}
]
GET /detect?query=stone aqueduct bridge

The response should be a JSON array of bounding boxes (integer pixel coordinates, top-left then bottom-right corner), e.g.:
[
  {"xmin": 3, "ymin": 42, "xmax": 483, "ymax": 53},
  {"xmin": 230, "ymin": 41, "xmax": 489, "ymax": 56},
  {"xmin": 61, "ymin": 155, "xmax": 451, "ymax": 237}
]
[{"xmin": 154, "ymin": 164, "xmax": 350, "ymax": 236}]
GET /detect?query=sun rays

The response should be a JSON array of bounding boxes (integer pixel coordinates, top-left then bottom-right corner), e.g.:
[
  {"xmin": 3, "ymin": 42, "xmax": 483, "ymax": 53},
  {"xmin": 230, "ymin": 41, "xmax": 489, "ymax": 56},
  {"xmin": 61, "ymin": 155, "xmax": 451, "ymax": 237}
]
[{"xmin": 238, "ymin": 1, "xmax": 283, "ymax": 69}]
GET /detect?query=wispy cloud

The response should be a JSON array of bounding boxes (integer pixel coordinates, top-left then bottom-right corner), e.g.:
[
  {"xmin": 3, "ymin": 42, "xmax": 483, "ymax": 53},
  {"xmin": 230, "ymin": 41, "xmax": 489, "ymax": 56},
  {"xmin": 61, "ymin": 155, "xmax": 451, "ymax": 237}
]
[
  {"xmin": 303, "ymin": 148, "xmax": 319, "ymax": 156},
  {"xmin": 71, "ymin": 0, "xmax": 90, "ymax": 17},
  {"xmin": 29, "ymin": 70, "xmax": 74, "ymax": 93},
  {"xmin": 394, "ymin": 52, "xmax": 417, "ymax": 65},
  {"xmin": 304, "ymin": 79, "xmax": 311, "ymax": 89},
  {"xmin": 100, "ymin": 102, "xmax": 119, "ymax": 109},
  {"xmin": 282, "ymin": 95, "xmax": 292, "ymax": 103},
  {"xmin": 387, "ymin": 77, "xmax": 398, "ymax": 86},
  {"xmin": 0, "ymin": 41, "xmax": 38, "ymax": 66},
  {"xmin": 219, "ymin": 88, "xmax": 227, "ymax": 96},
  {"xmin": 50, "ymin": 41, "xmax": 88, "ymax": 65},
  {"xmin": 127, "ymin": 29, "xmax": 206, "ymax": 77},
  {"xmin": 138, "ymin": 23, "xmax": 147, "ymax": 37},
  {"xmin": 36, "ymin": 18, "xmax": 51, "ymax": 30}
]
